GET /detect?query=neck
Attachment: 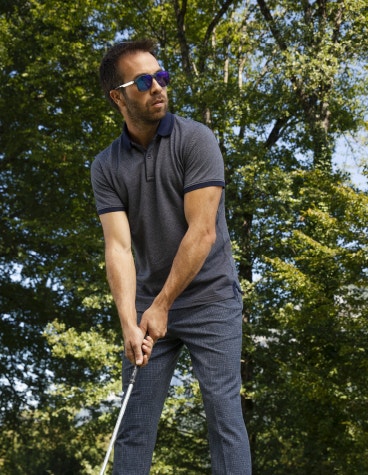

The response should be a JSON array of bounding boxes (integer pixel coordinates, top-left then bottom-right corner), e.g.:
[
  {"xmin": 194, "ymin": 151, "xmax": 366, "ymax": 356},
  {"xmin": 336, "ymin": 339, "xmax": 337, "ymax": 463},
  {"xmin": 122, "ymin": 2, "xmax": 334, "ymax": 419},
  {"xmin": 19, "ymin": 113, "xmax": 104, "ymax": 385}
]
[{"xmin": 125, "ymin": 120, "xmax": 159, "ymax": 149}]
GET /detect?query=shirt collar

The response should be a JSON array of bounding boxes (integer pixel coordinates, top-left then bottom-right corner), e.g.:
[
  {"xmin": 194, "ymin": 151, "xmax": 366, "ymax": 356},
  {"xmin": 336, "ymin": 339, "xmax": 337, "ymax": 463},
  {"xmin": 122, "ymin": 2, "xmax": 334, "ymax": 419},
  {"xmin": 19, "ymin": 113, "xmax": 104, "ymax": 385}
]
[{"xmin": 122, "ymin": 112, "xmax": 174, "ymax": 150}]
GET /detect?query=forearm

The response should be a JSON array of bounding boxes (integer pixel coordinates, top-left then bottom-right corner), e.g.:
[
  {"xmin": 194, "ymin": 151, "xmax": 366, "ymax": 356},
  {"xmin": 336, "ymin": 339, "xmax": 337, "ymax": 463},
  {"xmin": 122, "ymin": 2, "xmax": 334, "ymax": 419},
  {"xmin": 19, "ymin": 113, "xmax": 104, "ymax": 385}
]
[
  {"xmin": 138, "ymin": 187, "xmax": 221, "ymax": 342},
  {"xmin": 99, "ymin": 212, "xmax": 152, "ymax": 365},
  {"xmin": 105, "ymin": 247, "xmax": 137, "ymax": 330},
  {"xmin": 153, "ymin": 227, "xmax": 215, "ymax": 310}
]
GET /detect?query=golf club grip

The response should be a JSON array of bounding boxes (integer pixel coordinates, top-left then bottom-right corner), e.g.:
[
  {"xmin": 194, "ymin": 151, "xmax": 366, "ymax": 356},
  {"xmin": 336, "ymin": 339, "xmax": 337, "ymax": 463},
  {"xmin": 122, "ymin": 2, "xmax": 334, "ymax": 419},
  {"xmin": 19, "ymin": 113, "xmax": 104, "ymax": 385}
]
[{"xmin": 129, "ymin": 364, "xmax": 139, "ymax": 384}]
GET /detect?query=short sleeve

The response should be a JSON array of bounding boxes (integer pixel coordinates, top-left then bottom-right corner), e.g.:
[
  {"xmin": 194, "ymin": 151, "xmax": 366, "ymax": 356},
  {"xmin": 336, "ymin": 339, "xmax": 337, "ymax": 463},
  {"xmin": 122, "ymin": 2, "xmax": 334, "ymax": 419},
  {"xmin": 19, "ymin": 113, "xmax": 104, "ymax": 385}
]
[
  {"xmin": 181, "ymin": 121, "xmax": 225, "ymax": 193},
  {"xmin": 90, "ymin": 150, "xmax": 126, "ymax": 215}
]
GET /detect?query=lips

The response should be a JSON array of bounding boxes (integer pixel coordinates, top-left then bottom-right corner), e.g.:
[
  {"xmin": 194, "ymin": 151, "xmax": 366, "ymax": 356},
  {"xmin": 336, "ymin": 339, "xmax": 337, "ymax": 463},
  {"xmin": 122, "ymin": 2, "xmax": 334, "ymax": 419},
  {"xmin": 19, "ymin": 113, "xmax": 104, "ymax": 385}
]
[{"xmin": 151, "ymin": 97, "xmax": 165, "ymax": 107}]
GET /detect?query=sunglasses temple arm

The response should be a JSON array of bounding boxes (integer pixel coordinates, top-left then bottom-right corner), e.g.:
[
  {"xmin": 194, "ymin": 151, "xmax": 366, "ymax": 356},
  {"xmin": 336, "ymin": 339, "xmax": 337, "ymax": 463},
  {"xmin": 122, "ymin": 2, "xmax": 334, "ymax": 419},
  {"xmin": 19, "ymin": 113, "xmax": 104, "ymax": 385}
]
[{"xmin": 115, "ymin": 81, "xmax": 134, "ymax": 90}]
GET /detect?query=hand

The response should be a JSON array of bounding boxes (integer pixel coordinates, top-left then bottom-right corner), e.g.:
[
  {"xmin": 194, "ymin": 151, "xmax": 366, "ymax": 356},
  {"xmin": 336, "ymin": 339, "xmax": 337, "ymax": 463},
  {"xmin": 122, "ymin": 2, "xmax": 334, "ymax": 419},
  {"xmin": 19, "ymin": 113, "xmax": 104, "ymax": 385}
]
[
  {"xmin": 139, "ymin": 302, "xmax": 168, "ymax": 344},
  {"xmin": 123, "ymin": 325, "xmax": 154, "ymax": 367}
]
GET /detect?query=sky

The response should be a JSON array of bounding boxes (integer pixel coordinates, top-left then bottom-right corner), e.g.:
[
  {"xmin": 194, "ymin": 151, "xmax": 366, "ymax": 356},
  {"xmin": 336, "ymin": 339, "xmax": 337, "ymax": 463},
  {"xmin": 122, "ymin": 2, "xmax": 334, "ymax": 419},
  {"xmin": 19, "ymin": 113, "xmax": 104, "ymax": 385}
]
[{"xmin": 333, "ymin": 133, "xmax": 367, "ymax": 191}]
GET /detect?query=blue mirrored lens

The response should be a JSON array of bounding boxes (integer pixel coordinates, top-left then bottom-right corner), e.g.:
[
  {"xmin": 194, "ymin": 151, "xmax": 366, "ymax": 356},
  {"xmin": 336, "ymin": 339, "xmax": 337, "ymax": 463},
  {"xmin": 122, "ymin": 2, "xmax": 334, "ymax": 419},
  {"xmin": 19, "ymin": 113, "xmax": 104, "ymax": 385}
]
[
  {"xmin": 135, "ymin": 71, "xmax": 170, "ymax": 91},
  {"xmin": 156, "ymin": 71, "xmax": 170, "ymax": 87},
  {"xmin": 136, "ymin": 75, "xmax": 153, "ymax": 91}
]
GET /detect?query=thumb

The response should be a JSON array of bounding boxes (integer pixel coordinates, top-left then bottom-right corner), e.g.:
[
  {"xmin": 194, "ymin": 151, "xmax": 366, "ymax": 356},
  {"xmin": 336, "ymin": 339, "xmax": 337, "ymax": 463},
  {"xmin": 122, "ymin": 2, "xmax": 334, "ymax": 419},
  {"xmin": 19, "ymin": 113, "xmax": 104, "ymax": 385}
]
[{"xmin": 133, "ymin": 342, "xmax": 144, "ymax": 366}]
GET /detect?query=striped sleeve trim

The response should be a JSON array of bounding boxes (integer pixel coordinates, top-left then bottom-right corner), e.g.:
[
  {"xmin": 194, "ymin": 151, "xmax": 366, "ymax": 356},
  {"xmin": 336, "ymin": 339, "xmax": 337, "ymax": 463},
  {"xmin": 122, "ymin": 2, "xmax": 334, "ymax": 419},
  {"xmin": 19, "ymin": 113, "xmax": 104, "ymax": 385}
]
[
  {"xmin": 97, "ymin": 206, "xmax": 126, "ymax": 215},
  {"xmin": 184, "ymin": 180, "xmax": 225, "ymax": 193}
]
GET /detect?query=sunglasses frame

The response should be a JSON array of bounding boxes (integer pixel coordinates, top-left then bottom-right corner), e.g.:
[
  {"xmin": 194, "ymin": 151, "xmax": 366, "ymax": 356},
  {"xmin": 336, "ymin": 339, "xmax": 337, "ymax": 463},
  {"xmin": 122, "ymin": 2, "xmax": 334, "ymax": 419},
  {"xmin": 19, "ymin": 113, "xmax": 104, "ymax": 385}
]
[{"xmin": 114, "ymin": 70, "xmax": 170, "ymax": 92}]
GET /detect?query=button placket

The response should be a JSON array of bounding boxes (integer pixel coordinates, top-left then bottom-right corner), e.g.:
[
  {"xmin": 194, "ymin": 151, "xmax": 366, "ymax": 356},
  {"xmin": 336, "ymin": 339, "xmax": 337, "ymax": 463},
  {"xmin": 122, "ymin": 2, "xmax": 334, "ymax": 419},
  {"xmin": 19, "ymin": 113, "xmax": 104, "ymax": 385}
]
[
  {"xmin": 145, "ymin": 152, "xmax": 154, "ymax": 182},
  {"xmin": 145, "ymin": 141, "xmax": 158, "ymax": 182}
]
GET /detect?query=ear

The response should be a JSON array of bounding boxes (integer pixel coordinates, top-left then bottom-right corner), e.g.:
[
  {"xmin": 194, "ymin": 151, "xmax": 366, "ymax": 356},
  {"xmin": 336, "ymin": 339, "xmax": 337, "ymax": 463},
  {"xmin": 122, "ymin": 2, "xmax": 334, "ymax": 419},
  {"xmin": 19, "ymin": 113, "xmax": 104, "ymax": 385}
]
[{"xmin": 110, "ymin": 89, "xmax": 125, "ymax": 108}]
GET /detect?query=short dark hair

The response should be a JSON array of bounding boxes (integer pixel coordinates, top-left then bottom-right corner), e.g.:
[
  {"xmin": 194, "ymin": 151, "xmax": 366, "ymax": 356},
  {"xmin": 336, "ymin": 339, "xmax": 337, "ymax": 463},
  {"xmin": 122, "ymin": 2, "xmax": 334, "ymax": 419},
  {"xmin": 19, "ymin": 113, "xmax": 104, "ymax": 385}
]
[{"xmin": 99, "ymin": 39, "xmax": 157, "ymax": 110}]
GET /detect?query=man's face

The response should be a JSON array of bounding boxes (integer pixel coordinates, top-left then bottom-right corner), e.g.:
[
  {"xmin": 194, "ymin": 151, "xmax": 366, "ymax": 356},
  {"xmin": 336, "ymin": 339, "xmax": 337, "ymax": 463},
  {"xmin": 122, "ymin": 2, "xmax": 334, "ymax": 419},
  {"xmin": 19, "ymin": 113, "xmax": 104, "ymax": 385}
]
[{"xmin": 114, "ymin": 51, "xmax": 169, "ymax": 125}]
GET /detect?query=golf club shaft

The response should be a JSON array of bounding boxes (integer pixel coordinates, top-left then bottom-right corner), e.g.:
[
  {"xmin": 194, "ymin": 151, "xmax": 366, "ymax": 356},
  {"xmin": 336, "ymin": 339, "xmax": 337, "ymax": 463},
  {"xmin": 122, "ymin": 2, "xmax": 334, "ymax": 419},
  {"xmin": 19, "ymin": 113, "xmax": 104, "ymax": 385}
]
[{"xmin": 99, "ymin": 365, "xmax": 139, "ymax": 475}]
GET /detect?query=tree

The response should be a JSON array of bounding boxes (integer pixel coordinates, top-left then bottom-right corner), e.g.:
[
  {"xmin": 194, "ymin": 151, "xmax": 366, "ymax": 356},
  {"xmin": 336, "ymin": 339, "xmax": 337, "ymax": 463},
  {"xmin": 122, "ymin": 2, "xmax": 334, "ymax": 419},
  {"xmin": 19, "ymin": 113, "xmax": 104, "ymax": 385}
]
[
  {"xmin": 1, "ymin": 0, "xmax": 367, "ymax": 473},
  {"xmin": 247, "ymin": 171, "xmax": 368, "ymax": 473},
  {"xmin": 0, "ymin": 0, "xmax": 121, "ymax": 471}
]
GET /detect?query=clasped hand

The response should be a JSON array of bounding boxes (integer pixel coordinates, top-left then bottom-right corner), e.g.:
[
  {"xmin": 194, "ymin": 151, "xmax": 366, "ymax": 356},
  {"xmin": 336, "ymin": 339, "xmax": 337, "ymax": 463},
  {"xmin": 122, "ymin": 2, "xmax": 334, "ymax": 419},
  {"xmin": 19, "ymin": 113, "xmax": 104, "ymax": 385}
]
[{"xmin": 124, "ymin": 303, "xmax": 168, "ymax": 367}]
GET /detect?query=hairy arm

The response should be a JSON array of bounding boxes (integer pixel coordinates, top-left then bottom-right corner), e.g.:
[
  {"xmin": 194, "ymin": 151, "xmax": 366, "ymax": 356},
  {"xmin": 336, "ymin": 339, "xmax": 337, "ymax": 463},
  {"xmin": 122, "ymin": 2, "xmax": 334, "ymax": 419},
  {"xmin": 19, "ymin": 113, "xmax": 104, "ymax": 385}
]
[
  {"xmin": 99, "ymin": 211, "xmax": 152, "ymax": 366},
  {"xmin": 140, "ymin": 186, "xmax": 223, "ymax": 341}
]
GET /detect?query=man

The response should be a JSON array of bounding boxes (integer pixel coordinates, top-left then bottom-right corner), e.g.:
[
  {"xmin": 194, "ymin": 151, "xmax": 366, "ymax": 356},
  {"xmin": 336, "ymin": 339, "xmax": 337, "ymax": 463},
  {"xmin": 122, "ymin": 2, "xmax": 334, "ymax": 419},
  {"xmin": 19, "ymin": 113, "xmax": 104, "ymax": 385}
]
[{"xmin": 91, "ymin": 39, "xmax": 251, "ymax": 475}]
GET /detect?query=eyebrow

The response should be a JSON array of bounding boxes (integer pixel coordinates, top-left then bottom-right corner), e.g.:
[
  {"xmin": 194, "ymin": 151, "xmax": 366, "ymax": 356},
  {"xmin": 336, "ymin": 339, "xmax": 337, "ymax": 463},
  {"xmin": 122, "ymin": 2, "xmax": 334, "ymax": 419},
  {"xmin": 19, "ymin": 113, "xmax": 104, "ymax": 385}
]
[{"xmin": 132, "ymin": 68, "xmax": 163, "ymax": 80}]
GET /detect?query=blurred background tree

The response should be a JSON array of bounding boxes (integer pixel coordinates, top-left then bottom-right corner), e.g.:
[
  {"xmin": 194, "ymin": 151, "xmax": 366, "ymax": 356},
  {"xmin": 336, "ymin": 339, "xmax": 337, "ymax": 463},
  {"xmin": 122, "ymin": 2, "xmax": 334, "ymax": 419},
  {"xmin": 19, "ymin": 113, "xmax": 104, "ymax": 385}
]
[{"xmin": 0, "ymin": 0, "xmax": 367, "ymax": 473}]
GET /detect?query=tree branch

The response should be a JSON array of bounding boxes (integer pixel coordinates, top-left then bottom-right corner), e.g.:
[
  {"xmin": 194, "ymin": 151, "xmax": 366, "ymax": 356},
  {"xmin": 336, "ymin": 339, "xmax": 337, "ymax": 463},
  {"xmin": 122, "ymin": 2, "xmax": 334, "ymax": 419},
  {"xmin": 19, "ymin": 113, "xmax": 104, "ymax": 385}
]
[
  {"xmin": 256, "ymin": 0, "xmax": 287, "ymax": 51},
  {"xmin": 198, "ymin": 0, "xmax": 235, "ymax": 73},
  {"xmin": 173, "ymin": 0, "xmax": 193, "ymax": 76},
  {"xmin": 332, "ymin": 4, "xmax": 344, "ymax": 44},
  {"xmin": 265, "ymin": 116, "xmax": 290, "ymax": 149}
]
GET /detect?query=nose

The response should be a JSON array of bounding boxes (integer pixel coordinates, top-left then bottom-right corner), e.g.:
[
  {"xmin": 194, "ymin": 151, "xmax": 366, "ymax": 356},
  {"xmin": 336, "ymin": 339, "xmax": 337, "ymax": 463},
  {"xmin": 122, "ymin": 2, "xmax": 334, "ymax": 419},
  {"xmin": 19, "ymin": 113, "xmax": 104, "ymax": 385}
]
[{"xmin": 150, "ymin": 77, "xmax": 163, "ymax": 92}]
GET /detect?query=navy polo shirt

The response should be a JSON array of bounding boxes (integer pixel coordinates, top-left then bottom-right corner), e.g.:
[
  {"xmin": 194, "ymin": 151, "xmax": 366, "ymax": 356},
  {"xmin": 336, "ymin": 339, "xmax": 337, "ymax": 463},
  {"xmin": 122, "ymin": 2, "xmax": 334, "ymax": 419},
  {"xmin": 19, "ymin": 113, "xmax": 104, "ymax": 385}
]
[{"xmin": 91, "ymin": 113, "xmax": 239, "ymax": 310}]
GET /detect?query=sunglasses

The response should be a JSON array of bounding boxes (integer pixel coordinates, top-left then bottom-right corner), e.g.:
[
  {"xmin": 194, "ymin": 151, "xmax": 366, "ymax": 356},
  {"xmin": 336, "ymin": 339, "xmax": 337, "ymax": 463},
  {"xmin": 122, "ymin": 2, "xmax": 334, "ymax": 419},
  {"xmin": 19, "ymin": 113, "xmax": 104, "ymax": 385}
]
[{"xmin": 115, "ymin": 70, "xmax": 170, "ymax": 92}]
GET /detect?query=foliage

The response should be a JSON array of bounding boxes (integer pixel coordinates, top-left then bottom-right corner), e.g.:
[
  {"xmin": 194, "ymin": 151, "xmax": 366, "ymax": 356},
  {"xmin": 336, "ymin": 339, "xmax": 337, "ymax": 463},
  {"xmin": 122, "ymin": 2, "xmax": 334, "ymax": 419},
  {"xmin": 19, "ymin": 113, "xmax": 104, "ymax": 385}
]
[
  {"xmin": 0, "ymin": 0, "xmax": 120, "ymax": 472},
  {"xmin": 0, "ymin": 0, "xmax": 367, "ymax": 474},
  {"xmin": 247, "ymin": 171, "xmax": 368, "ymax": 474}
]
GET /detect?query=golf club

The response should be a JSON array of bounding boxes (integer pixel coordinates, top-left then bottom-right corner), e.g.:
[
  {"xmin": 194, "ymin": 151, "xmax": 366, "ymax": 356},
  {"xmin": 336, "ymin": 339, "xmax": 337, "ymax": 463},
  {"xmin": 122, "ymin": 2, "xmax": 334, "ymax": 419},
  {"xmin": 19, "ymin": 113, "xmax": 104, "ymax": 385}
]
[{"xmin": 99, "ymin": 365, "xmax": 139, "ymax": 475}]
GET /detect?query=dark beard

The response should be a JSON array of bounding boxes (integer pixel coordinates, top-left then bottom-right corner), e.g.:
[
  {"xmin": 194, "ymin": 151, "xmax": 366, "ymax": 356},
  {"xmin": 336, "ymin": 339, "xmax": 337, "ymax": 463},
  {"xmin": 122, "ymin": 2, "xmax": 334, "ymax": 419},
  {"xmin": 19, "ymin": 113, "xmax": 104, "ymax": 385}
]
[{"xmin": 124, "ymin": 95, "xmax": 168, "ymax": 126}]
